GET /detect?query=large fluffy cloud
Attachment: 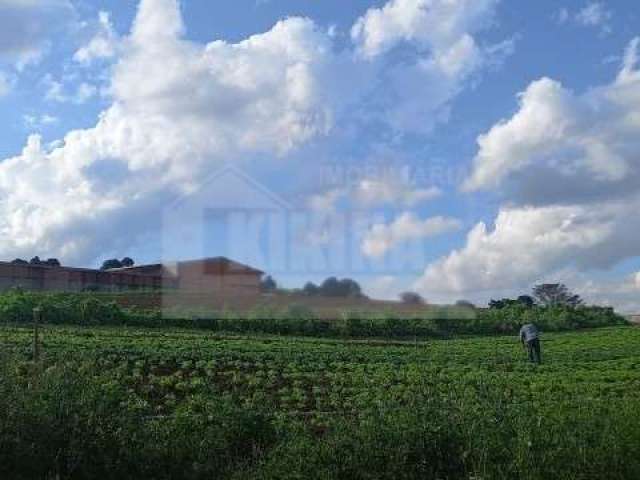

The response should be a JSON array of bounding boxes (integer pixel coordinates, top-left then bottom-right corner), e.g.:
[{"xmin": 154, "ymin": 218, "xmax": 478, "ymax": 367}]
[
  {"xmin": 417, "ymin": 38, "xmax": 640, "ymax": 300},
  {"xmin": 108, "ymin": 12, "xmax": 340, "ymax": 172},
  {"xmin": 570, "ymin": 271, "xmax": 640, "ymax": 314},
  {"xmin": 463, "ymin": 38, "xmax": 640, "ymax": 203},
  {"xmin": 415, "ymin": 201, "xmax": 639, "ymax": 293},
  {"xmin": 0, "ymin": 0, "xmax": 504, "ymax": 264},
  {"xmin": 352, "ymin": 0, "xmax": 510, "ymax": 133}
]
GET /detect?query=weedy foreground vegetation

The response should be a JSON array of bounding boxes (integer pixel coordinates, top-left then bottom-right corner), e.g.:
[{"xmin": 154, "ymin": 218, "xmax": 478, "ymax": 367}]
[{"xmin": 1, "ymin": 319, "xmax": 639, "ymax": 479}]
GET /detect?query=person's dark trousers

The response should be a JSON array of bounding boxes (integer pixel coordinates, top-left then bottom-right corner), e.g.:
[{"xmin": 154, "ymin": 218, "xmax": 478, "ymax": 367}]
[{"xmin": 527, "ymin": 338, "xmax": 542, "ymax": 364}]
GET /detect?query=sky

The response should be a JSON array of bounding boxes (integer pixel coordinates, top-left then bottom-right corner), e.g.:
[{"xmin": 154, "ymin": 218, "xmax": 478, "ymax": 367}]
[{"xmin": 1, "ymin": 0, "xmax": 640, "ymax": 311}]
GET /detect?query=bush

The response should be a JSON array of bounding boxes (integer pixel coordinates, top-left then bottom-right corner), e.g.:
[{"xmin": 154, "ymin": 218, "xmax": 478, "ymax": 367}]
[
  {"xmin": 477, "ymin": 304, "xmax": 626, "ymax": 334},
  {"xmin": 0, "ymin": 290, "xmax": 626, "ymax": 339},
  {"xmin": 0, "ymin": 356, "xmax": 143, "ymax": 478},
  {"xmin": 399, "ymin": 291, "xmax": 426, "ymax": 305}
]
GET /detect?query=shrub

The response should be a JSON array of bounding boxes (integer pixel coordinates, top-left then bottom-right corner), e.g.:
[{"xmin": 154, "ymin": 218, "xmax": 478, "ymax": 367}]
[
  {"xmin": 0, "ymin": 290, "xmax": 626, "ymax": 339},
  {"xmin": 399, "ymin": 291, "xmax": 426, "ymax": 305}
]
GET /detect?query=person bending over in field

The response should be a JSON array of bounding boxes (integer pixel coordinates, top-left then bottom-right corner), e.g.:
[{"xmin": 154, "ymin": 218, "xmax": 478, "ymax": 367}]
[{"xmin": 519, "ymin": 323, "xmax": 541, "ymax": 364}]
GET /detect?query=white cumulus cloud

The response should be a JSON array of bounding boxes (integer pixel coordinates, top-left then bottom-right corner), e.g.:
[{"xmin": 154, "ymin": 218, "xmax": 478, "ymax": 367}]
[
  {"xmin": 0, "ymin": 0, "xmax": 505, "ymax": 264},
  {"xmin": 309, "ymin": 176, "xmax": 441, "ymax": 213},
  {"xmin": 44, "ymin": 76, "xmax": 98, "ymax": 104},
  {"xmin": 74, "ymin": 11, "xmax": 120, "ymax": 65},
  {"xmin": 418, "ymin": 38, "xmax": 640, "ymax": 300},
  {"xmin": 464, "ymin": 38, "xmax": 640, "ymax": 204},
  {"xmin": 351, "ymin": 0, "xmax": 498, "ymax": 59},
  {"xmin": 362, "ymin": 212, "xmax": 461, "ymax": 258},
  {"xmin": 355, "ymin": 178, "xmax": 441, "ymax": 207},
  {"xmin": 415, "ymin": 204, "xmax": 625, "ymax": 293},
  {"xmin": 351, "ymin": 0, "xmax": 508, "ymax": 134},
  {"xmin": 23, "ymin": 114, "xmax": 59, "ymax": 129}
]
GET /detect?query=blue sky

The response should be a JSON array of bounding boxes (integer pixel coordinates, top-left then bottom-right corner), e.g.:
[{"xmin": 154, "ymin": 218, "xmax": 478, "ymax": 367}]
[{"xmin": 1, "ymin": 0, "xmax": 640, "ymax": 311}]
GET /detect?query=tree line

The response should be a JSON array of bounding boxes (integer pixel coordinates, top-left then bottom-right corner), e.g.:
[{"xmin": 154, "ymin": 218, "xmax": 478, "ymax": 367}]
[
  {"xmin": 11, "ymin": 257, "xmax": 61, "ymax": 267},
  {"xmin": 262, "ymin": 277, "xmax": 587, "ymax": 309},
  {"xmin": 396, "ymin": 283, "xmax": 586, "ymax": 309},
  {"xmin": 9, "ymin": 256, "xmax": 136, "ymax": 271},
  {"xmin": 489, "ymin": 283, "xmax": 583, "ymax": 309},
  {"xmin": 100, "ymin": 257, "xmax": 135, "ymax": 270},
  {"xmin": 261, "ymin": 275, "xmax": 365, "ymax": 298}
]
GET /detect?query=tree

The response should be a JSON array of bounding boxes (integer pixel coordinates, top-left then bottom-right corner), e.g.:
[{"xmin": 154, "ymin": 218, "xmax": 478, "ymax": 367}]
[
  {"xmin": 400, "ymin": 291, "xmax": 425, "ymax": 305},
  {"xmin": 532, "ymin": 283, "xmax": 582, "ymax": 307},
  {"xmin": 489, "ymin": 298, "xmax": 515, "ymax": 309},
  {"xmin": 489, "ymin": 295, "xmax": 536, "ymax": 309},
  {"xmin": 20, "ymin": 257, "xmax": 60, "ymax": 267},
  {"xmin": 260, "ymin": 275, "xmax": 277, "ymax": 293},
  {"xmin": 318, "ymin": 277, "xmax": 363, "ymax": 297},
  {"xmin": 320, "ymin": 277, "xmax": 341, "ymax": 296},
  {"xmin": 101, "ymin": 259, "xmax": 123, "ymax": 270},
  {"xmin": 302, "ymin": 282, "xmax": 319, "ymax": 296},
  {"xmin": 455, "ymin": 300, "xmax": 476, "ymax": 309},
  {"xmin": 338, "ymin": 278, "xmax": 363, "ymax": 298},
  {"xmin": 121, "ymin": 257, "xmax": 135, "ymax": 267},
  {"xmin": 517, "ymin": 295, "xmax": 535, "ymax": 308}
]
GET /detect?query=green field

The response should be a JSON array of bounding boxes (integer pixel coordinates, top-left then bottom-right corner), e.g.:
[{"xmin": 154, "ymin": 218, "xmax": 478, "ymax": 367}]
[{"xmin": 1, "ymin": 324, "xmax": 640, "ymax": 479}]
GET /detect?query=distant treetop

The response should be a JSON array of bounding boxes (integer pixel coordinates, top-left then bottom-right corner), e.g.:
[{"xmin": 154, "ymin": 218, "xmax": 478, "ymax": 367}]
[
  {"xmin": 400, "ymin": 291, "xmax": 426, "ymax": 305},
  {"xmin": 100, "ymin": 257, "xmax": 135, "ymax": 270},
  {"xmin": 301, "ymin": 277, "xmax": 365, "ymax": 298},
  {"xmin": 12, "ymin": 256, "xmax": 62, "ymax": 267},
  {"xmin": 533, "ymin": 283, "xmax": 582, "ymax": 307},
  {"xmin": 260, "ymin": 275, "xmax": 277, "ymax": 292},
  {"xmin": 489, "ymin": 284, "xmax": 583, "ymax": 309},
  {"xmin": 121, "ymin": 257, "xmax": 135, "ymax": 268},
  {"xmin": 455, "ymin": 300, "xmax": 476, "ymax": 309}
]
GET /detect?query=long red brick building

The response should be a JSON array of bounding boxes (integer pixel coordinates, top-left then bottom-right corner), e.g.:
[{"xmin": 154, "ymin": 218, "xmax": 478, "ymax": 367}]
[{"xmin": 0, "ymin": 257, "xmax": 263, "ymax": 297}]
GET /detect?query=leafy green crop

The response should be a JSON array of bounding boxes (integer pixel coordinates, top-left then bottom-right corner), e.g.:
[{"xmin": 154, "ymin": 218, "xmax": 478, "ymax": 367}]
[{"xmin": 1, "ymin": 324, "xmax": 639, "ymax": 478}]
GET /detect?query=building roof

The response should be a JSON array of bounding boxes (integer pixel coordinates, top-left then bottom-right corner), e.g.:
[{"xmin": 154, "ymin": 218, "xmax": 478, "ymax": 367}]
[
  {"xmin": 183, "ymin": 257, "xmax": 264, "ymax": 275},
  {"xmin": 107, "ymin": 257, "xmax": 264, "ymax": 276},
  {"xmin": 1, "ymin": 257, "xmax": 263, "ymax": 277},
  {"xmin": 105, "ymin": 264, "xmax": 163, "ymax": 275},
  {"xmin": 0, "ymin": 260, "xmax": 134, "ymax": 275}
]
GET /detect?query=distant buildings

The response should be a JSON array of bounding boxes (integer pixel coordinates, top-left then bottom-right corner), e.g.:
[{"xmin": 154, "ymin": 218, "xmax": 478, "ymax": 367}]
[{"xmin": 0, "ymin": 257, "xmax": 263, "ymax": 297}]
